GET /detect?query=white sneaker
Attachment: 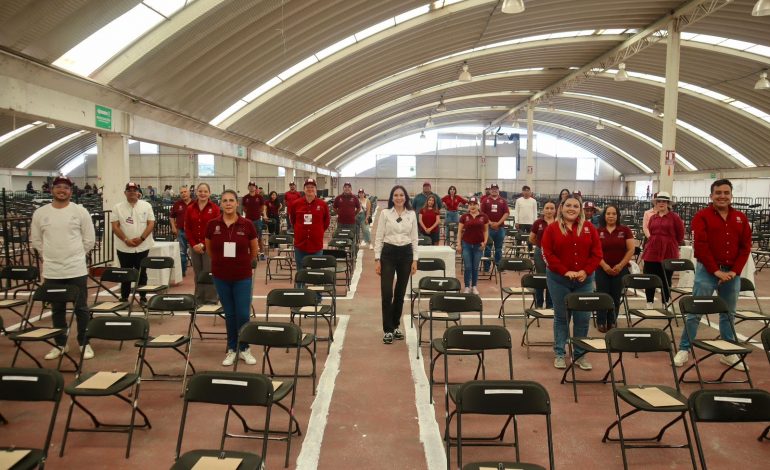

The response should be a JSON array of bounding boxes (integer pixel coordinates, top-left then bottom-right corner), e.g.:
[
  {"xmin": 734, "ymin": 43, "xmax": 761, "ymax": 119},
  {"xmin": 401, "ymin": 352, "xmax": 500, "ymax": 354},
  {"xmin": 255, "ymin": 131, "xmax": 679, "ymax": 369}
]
[
  {"xmin": 720, "ymin": 354, "xmax": 747, "ymax": 372},
  {"xmin": 369, "ymin": 243, "xmax": 374, "ymax": 250},
  {"xmin": 574, "ymin": 355, "xmax": 593, "ymax": 371},
  {"xmin": 222, "ymin": 350, "xmax": 237, "ymax": 366},
  {"xmin": 471, "ymin": 286, "xmax": 480, "ymax": 295},
  {"xmin": 44, "ymin": 345, "xmax": 69, "ymax": 360},
  {"xmin": 554, "ymin": 356, "xmax": 567, "ymax": 369},
  {"xmin": 360, "ymin": 241, "xmax": 367, "ymax": 247},
  {"xmin": 674, "ymin": 350, "xmax": 689, "ymax": 367},
  {"xmin": 463, "ymin": 287, "xmax": 471, "ymax": 294},
  {"xmin": 646, "ymin": 302, "xmax": 654, "ymax": 309},
  {"xmin": 82, "ymin": 344, "xmax": 95, "ymax": 360},
  {"xmin": 239, "ymin": 349, "xmax": 257, "ymax": 365}
]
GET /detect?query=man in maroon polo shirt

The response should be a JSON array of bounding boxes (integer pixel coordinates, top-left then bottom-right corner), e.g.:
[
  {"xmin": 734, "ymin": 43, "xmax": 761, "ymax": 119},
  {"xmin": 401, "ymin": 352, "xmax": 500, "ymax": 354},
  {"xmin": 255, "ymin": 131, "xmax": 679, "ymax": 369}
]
[
  {"xmin": 242, "ymin": 181, "xmax": 267, "ymax": 260},
  {"xmin": 284, "ymin": 182, "xmax": 302, "ymax": 230},
  {"xmin": 675, "ymin": 179, "xmax": 753, "ymax": 370},
  {"xmin": 170, "ymin": 186, "xmax": 193, "ymax": 276},
  {"xmin": 288, "ymin": 178, "xmax": 331, "ymax": 278},
  {"xmin": 481, "ymin": 183, "xmax": 509, "ymax": 271},
  {"xmin": 333, "ymin": 182, "xmax": 361, "ymax": 232}
]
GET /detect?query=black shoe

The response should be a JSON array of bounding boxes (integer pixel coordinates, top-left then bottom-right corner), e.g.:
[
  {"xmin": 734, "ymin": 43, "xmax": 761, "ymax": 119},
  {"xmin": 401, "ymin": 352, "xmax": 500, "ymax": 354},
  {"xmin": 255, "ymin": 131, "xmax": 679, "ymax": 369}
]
[
  {"xmin": 393, "ymin": 328, "xmax": 404, "ymax": 340},
  {"xmin": 139, "ymin": 298, "xmax": 147, "ymax": 307},
  {"xmin": 383, "ymin": 332, "xmax": 394, "ymax": 344},
  {"xmin": 119, "ymin": 297, "xmax": 128, "ymax": 303}
]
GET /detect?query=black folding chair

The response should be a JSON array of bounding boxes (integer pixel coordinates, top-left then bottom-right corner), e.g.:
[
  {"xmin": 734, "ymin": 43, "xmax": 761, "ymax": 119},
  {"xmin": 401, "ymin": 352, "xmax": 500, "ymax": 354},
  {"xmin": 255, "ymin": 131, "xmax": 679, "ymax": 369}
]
[
  {"xmin": 265, "ymin": 234, "xmax": 294, "ymax": 284},
  {"xmin": 293, "ymin": 270, "xmax": 335, "ymax": 351},
  {"xmin": 733, "ymin": 278, "xmax": 769, "ymax": 344},
  {"xmin": 688, "ymin": 389, "xmax": 770, "ymax": 469},
  {"xmin": 0, "ymin": 368, "xmax": 64, "ymax": 470},
  {"xmin": 0, "ymin": 265, "xmax": 38, "ymax": 322},
  {"xmin": 561, "ymin": 292, "xmax": 618, "ymax": 403},
  {"xmin": 418, "ymin": 234, "xmax": 433, "ymax": 246},
  {"xmin": 60, "ymin": 316, "xmax": 151, "ymax": 458},
  {"xmin": 409, "ymin": 258, "xmax": 447, "ymax": 327},
  {"xmin": 233, "ymin": 321, "xmax": 304, "ymax": 467},
  {"xmin": 621, "ymin": 274, "xmax": 677, "ymax": 344},
  {"xmin": 602, "ymin": 328, "xmax": 697, "ymax": 470},
  {"xmin": 662, "ymin": 258, "xmax": 695, "ymax": 316},
  {"xmin": 89, "ymin": 267, "xmax": 138, "ymax": 317},
  {"xmin": 416, "ymin": 277, "xmax": 462, "ymax": 353},
  {"xmin": 9, "ymin": 283, "xmax": 81, "ymax": 371},
  {"xmin": 135, "ymin": 256, "xmax": 175, "ymax": 313},
  {"xmin": 677, "ymin": 296, "xmax": 753, "ymax": 388},
  {"xmin": 172, "ymin": 372, "xmax": 271, "ymax": 470},
  {"xmin": 191, "ymin": 271, "xmax": 226, "ymax": 340},
  {"xmin": 520, "ymin": 273, "xmax": 553, "ymax": 357},
  {"xmin": 497, "ymin": 258, "xmax": 534, "ymax": 326}
]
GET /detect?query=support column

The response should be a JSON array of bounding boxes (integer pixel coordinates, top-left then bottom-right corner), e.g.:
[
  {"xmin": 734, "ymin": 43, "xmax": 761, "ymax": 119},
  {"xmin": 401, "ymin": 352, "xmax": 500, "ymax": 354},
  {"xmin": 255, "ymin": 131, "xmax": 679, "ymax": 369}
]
[
  {"xmin": 480, "ymin": 131, "xmax": 487, "ymax": 190},
  {"xmin": 526, "ymin": 105, "xmax": 535, "ymax": 188},
  {"xmin": 288, "ymin": 167, "xmax": 296, "ymax": 189},
  {"xmin": 236, "ymin": 158, "xmax": 250, "ymax": 195},
  {"xmin": 96, "ymin": 133, "xmax": 130, "ymax": 213},
  {"xmin": 659, "ymin": 23, "xmax": 680, "ymax": 194}
]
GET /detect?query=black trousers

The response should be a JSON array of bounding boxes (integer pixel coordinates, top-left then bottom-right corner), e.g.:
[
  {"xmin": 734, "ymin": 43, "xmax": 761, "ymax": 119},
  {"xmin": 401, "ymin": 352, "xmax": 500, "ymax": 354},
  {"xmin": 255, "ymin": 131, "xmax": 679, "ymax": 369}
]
[
  {"xmin": 117, "ymin": 249, "xmax": 149, "ymax": 300},
  {"xmin": 594, "ymin": 267, "xmax": 629, "ymax": 325},
  {"xmin": 46, "ymin": 276, "xmax": 90, "ymax": 347},
  {"xmin": 380, "ymin": 243, "xmax": 413, "ymax": 333},
  {"xmin": 643, "ymin": 261, "xmax": 672, "ymax": 303}
]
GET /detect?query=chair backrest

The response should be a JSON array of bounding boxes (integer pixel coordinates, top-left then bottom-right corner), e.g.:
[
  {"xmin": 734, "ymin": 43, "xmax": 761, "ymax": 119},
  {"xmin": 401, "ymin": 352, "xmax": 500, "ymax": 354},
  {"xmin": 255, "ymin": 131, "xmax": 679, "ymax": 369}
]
[
  {"xmin": 184, "ymin": 371, "xmax": 274, "ymax": 406},
  {"xmin": 295, "ymin": 269, "xmax": 335, "ymax": 286},
  {"xmin": 622, "ymin": 273, "xmax": 663, "ymax": 290},
  {"xmin": 565, "ymin": 292, "xmax": 616, "ymax": 312},
  {"xmin": 100, "ymin": 267, "xmax": 139, "ymax": 284},
  {"xmin": 0, "ymin": 265, "xmax": 39, "ymax": 282},
  {"xmin": 329, "ymin": 237, "xmax": 352, "ymax": 249},
  {"xmin": 323, "ymin": 248, "xmax": 348, "ymax": 262},
  {"xmin": 605, "ymin": 328, "xmax": 672, "ymax": 353},
  {"xmin": 689, "ymin": 389, "xmax": 770, "ymax": 423},
  {"xmin": 269, "ymin": 233, "xmax": 293, "ymax": 247},
  {"xmin": 663, "ymin": 258, "xmax": 695, "ymax": 273},
  {"xmin": 266, "ymin": 288, "xmax": 317, "ymax": 308},
  {"xmin": 497, "ymin": 257, "xmax": 534, "ymax": 273},
  {"xmin": 85, "ymin": 316, "xmax": 150, "ymax": 342},
  {"xmin": 32, "ymin": 283, "xmax": 80, "ymax": 303},
  {"xmin": 0, "ymin": 367, "xmax": 63, "ymax": 402},
  {"xmin": 140, "ymin": 256, "xmax": 174, "ymax": 270},
  {"xmin": 196, "ymin": 270, "xmax": 215, "ymax": 285},
  {"xmin": 739, "ymin": 277, "xmax": 755, "ymax": 293},
  {"xmin": 430, "ymin": 292, "xmax": 482, "ymax": 314},
  {"xmin": 146, "ymin": 293, "xmax": 196, "ymax": 312},
  {"xmin": 443, "ymin": 325, "xmax": 511, "ymax": 351},
  {"xmin": 678, "ymin": 295, "xmax": 729, "ymax": 316},
  {"xmin": 238, "ymin": 321, "xmax": 303, "ymax": 349},
  {"xmin": 762, "ymin": 328, "xmax": 770, "ymax": 353},
  {"xmin": 456, "ymin": 380, "xmax": 550, "ymax": 415},
  {"xmin": 521, "ymin": 273, "xmax": 547, "ymax": 290},
  {"xmin": 418, "ymin": 235, "xmax": 432, "ymax": 246},
  {"xmin": 419, "ymin": 276, "xmax": 462, "ymax": 293},
  {"xmin": 334, "ymin": 229, "xmax": 355, "ymax": 241},
  {"xmin": 301, "ymin": 255, "xmax": 336, "ymax": 270},
  {"xmin": 416, "ymin": 257, "xmax": 446, "ymax": 273}
]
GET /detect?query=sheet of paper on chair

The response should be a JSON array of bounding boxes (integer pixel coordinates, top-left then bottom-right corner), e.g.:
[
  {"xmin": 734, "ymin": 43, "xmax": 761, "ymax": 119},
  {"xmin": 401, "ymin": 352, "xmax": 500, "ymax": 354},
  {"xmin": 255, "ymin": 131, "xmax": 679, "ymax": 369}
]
[
  {"xmin": 480, "ymin": 466, "xmax": 524, "ymax": 470},
  {"xmin": 581, "ymin": 338, "xmax": 607, "ymax": 350},
  {"xmin": 0, "ymin": 449, "xmax": 31, "ymax": 469},
  {"xmin": 191, "ymin": 456, "xmax": 243, "ymax": 470},
  {"xmin": 139, "ymin": 285, "xmax": 161, "ymax": 290},
  {"xmin": 151, "ymin": 334, "xmax": 183, "ymax": 343},
  {"xmin": 534, "ymin": 309, "xmax": 554, "ymax": 316},
  {"xmin": 629, "ymin": 387, "xmax": 683, "ymax": 407},
  {"xmin": 76, "ymin": 371, "xmax": 127, "ymax": 389},
  {"xmin": 737, "ymin": 310, "xmax": 765, "ymax": 318},
  {"xmin": 299, "ymin": 306, "xmax": 321, "ymax": 313},
  {"xmin": 197, "ymin": 304, "xmax": 222, "ymax": 312},
  {"xmin": 703, "ymin": 340, "xmax": 745, "ymax": 351},
  {"xmin": 93, "ymin": 301, "xmax": 124, "ymax": 310},
  {"xmin": 0, "ymin": 299, "xmax": 23, "ymax": 306},
  {"xmin": 430, "ymin": 312, "xmax": 450, "ymax": 318},
  {"xmin": 271, "ymin": 380, "xmax": 283, "ymax": 390},
  {"xmin": 638, "ymin": 309, "xmax": 667, "ymax": 317},
  {"xmin": 18, "ymin": 328, "xmax": 60, "ymax": 338}
]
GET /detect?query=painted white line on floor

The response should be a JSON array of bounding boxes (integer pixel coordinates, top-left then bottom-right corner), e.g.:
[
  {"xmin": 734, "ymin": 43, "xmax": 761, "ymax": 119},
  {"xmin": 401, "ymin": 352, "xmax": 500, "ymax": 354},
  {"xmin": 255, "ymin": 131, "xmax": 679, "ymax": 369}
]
[
  {"xmin": 296, "ymin": 314, "xmax": 349, "ymax": 470},
  {"xmin": 405, "ymin": 318, "xmax": 447, "ymax": 470}
]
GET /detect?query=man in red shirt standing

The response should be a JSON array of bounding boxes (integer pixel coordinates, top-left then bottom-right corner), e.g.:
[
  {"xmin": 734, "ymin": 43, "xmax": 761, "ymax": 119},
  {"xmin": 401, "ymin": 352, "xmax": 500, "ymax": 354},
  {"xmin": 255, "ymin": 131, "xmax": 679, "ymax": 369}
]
[
  {"xmin": 170, "ymin": 186, "xmax": 193, "ymax": 276},
  {"xmin": 283, "ymin": 182, "xmax": 302, "ymax": 230},
  {"xmin": 289, "ymin": 178, "xmax": 331, "ymax": 277},
  {"xmin": 333, "ymin": 182, "xmax": 361, "ymax": 232},
  {"xmin": 675, "ymin": 179, "xmax": 753, "ymax": 370},
  {"xmin": 480, "ymin": 183, "xmax": 509, "ymax": 272},
  {"xmin": 242, "ymin": 181, "xmax": 267, "ymax": 260}
]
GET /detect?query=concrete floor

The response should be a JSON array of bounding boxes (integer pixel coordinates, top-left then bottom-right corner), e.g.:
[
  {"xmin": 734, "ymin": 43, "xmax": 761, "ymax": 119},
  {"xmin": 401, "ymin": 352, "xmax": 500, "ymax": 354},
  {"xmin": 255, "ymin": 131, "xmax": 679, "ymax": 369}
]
[{"xmin": 2, "ymin": 211, "xmax": 770, "ymax": 469}]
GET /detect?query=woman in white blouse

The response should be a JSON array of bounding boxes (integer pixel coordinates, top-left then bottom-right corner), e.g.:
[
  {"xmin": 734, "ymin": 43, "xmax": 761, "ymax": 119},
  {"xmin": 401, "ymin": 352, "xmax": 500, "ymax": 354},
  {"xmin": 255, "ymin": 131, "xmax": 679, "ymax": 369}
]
[{"xmin": 375, "ymin": 185, "xmax": 419, "ymax": 344}]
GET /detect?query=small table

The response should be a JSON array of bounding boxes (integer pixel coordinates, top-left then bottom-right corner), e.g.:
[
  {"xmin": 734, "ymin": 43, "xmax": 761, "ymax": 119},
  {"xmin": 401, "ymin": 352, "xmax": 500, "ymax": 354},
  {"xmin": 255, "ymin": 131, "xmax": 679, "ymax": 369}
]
[
  {"xmin": 677, "ymin": 246, "xmax": 755, "ymax": 291},
  {"xmin": 414, "ymin": 246, "xmax": 457, "ymax": 285}
]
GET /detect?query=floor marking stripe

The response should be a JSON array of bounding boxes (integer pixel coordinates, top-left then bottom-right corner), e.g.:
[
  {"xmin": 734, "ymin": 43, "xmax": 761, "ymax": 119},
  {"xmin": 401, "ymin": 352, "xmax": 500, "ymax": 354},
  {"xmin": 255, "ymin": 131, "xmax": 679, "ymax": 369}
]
[{"xmin": 296, "ymin": 314, "xmax": 349, "ymax": 470}]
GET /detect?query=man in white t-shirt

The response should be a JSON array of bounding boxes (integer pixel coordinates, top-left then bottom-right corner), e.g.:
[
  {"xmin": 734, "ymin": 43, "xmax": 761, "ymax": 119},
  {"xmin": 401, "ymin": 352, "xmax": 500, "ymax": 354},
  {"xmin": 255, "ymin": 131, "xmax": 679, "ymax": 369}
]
[
  {"xmin": 111, "ymin": 181, "xmax": 156, "ymax": 303},
  {"xmin": 30, "ymin": 176, "xmax": 96, "ymax": 360},
  {"xmin": 514, "ymin": 185, "xmax": 538, "ymax": 233}
]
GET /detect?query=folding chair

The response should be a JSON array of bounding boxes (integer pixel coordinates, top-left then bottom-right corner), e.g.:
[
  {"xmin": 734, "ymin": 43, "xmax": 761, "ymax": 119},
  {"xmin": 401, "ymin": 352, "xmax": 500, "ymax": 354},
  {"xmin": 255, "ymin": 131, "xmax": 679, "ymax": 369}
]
[
  {"xmin": 763, "ymin": 328, "xmax": 770, "ymax": 368},
  {"xmin": 621, "ymin": 274, "xmax": 676, "ymax": 343},
  {"xmin": 89, "ymin": 267, "xmax": 138, "ymax": 317},
  {"xmin": 688, "ymin": 389, "xmax": 770, "ymax": 469},
  {"xmin": 409, "ymin": 258, "xmax": 447, "ymax": 327},
  {"xmin": 135, "ymin": 256, "xmax": 175, "ymax": 313},
  {"xmin": 0, "ymin": 368, "xmax": 64, "ymax": 470},
  {"xmin": 264, "ymin": 289, "xmax": 318, "ymax": 393},
  {"xmin": 60, "ymin": 316, "xmax": 151, "ymax": 458},
  {"xmin": 427, "ymin": 293, "xmax": 484, "ymax": 403},
  {"xmin": 172, "ymin": 372, "xmax": 271, "ymax": 470},
  {"xmin": 520, "ymin": 273, "xmax": 554, "ymax": 358},
  {"xmin": 497, "ymin": 258, "xmax": 534, "ymax": 326},
  {"xmin": 192, "ymin": 271, "xmax": 226, "ymax": 340},
  {"xmin": 602, "ymin": 328, "xmax": 697, "ymax": 470},
  {"xmin": 0, "ymin": 265, "xmax": 38, "ymax": 322},
  {"xmin": 560, "ymin": 292, "xmax": 618, "ymax": 403},
  {"xmin": 293, "ymin": 270, "xmax": 335, "ymax": 351},
  {"xmin": 302, "ymin": 253, "xmax": 346, "ymax": 302},
  {"xmin": 416, "ymin": 277, "xmax": 462, "ymax": 353},
  {"xmin": 327, "ymin": 237, "xmax": 354, "ymax": 285},
  {"xmin": 662, "ymin": 258, "xmax": 695, "ymax": 313},
  {"xmin": 265, "ymin": 234, "xmax": 294, "ymax": 284},
  {"xmin": 322, "ymin": 248, "xmax": 352, "ymax": 290},
  {"xmin": 9, "ymin": 283, "xmax": 81, "ymax": 371},
  {"xmin": 233, "ymin": 321, "xmax": 304, "ymax": 467},
  {"xmin": 733, "ymin": 278, "xmax": 769, "ymax": 344},
  {"xmin": 418, "ymin": 234, "xmax": 433, "ymax": 246},
  {"xmin": 440, "ymin": 326, "xmax": 523, "ymax": 470},
  {"xmin": 135, "ymin": 294, "xmax": 197, "ymax": 395},
  {"xmin": 677, "ymin": 296, "xmax": 753, "ymax": 387}
]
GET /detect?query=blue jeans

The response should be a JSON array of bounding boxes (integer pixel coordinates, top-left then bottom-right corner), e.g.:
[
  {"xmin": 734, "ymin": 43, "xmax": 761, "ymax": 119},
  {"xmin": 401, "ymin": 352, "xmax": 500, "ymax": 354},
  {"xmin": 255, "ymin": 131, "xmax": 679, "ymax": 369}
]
[
  {"xmin": 461, "ymin": 241, "xmax": 483, "ymax": 287},
  {"xmin": 356, "ymin": 211, "xmax": 371, "ymax": 244},
  {"xmin": 678, "ymin": 262, "xmax": 739, "ymax": 351},
  {"xmin": 178, "ymin": 229, "xmax": 189, "ymax": 274},
  {"xmin": 294, "ymin": 249, "xmax": 323, "ymax": 288},
  {"xmin": 212, "ymin": 277, "xmax": 253, "ymax": 351},
  {"xmin": 445, "ymin": 211, "xmax": 459, "ymax": 242},
  {"xmin": 483, "ymin": 226, "xmax": 505, "ymax": 271},
  {"xmin": 546, "ymin": 269, "xmax": 595, "ymax": 357},
  {"xmin": 533, "ymin": 246, "xmax": 552, "ymax": 308}
]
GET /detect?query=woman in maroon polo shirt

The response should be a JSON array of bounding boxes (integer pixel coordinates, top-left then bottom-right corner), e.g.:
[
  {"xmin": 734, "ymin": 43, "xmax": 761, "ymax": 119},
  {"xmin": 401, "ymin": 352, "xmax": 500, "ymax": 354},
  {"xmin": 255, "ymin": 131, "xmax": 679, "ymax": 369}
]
[
  {"xmin": 205, "ymin": 190, "xmax": 258, "ymax": 367},
  {"xmin": 641, "ymin": 192, "xmax": 684, "ymax": 308},
  {"xmin": 456, "ymin": 197, "xmax": 489, "ymax": 294},
  {"xmin": 595, "ymin": 204, "xmax": 635, "ymax": 332},
  {"xmin": 185, "ymin": 182, "xmax": 221, "ymax": 304},
  {"xmin": 529, "ymin": 200, "xmax": 557, "ymax": 308},
  {"xmin": 266, "ymin": 190, "xmax": 282, "ymax": 235},
  {"xmin": 419, "ymin": 195, "xmax": 441, "ymax": 245},
  {"xmin": 442, "ymin": 185, "xmax": 467, "ymax": 243}
]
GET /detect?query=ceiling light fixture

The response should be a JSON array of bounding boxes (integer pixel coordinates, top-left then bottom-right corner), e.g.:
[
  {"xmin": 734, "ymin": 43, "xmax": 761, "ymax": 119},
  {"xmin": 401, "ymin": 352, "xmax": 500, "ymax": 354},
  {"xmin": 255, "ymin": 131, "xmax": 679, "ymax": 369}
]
[
  {"xmin": 46, "ymin": 123, "xmax": 56, "ymax": 129},
  {"xmin": 596, "ymin": 120, "xmax": 605, "ymax": 130},
  {"xmin": 547, "ymin": 101, "xmax": 555, "ymax": 112},
  {"xmin": 614, "ymin": 63, "xmax": 629, "ymax": 81},
  {"xmin": 459, "ymin": 61, "xmax": 472, "ymax": 81},
  {"xmin": 436, "ymin": 96, "xmax": 447, "ymax": 112},
  {"xmin": 501, "ymin": 0, "xmax": 526, "ymax": 14},
  {"xmin": 752, "ymin": 0, "xmax": 770, "ymax": 16},
  {"xmin": 420, "ymin": 130, "xmax": 426, "ymax": 139},
  {"xmin": 426, "ymin": 115, "xmax": 434, "ymax": 128},
  {"xmin": 755, "ymin": 70, "xmax": 770, "ymax": 90}
]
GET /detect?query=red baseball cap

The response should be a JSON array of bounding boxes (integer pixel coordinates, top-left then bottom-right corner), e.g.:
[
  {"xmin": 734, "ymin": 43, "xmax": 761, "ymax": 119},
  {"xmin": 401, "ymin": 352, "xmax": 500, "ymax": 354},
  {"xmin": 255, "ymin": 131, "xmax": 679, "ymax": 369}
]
[
  {"xmin": 304, "ymin": 178, "xmax": 317, "ymax": 187},
  {"xmin": 248, "ymin": 181, "xmax": 256, "ymax": 187},
  {"xmin": 343, "ymin": 181, "xmax": 352, "ymax": 187},
  {"xmin": 125, "ymin": 181, "xmax": 139, "ymax": 191},
  {"xmin": 490, "ymin": 183, "xmax": 500, "ymax": 189},
  {"xmin": 52, "ymin": 176, "xmax": 73, "ymax": 187},
  {"xmin": 469, "ymin": 196, "xmax": 479, "ymax": 204},
  {"xmin": 423, "ymin": 181, "xmax": 431, "ymax": 187},
  {"xmin": 358, "ymin": 188, "xmax": 365, "ymax": 193},
  {"xmin": 583, "ymin": 201, "xmax": 595, "ymax": 209}
]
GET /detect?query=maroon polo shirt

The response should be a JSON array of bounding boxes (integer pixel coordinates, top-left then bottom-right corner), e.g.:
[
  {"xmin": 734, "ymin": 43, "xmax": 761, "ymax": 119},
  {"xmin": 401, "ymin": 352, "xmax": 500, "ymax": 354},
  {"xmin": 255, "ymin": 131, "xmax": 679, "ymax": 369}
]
[
  {"xmin": 419, "ymin": 208, "xmax": 440, "ymax": 234},
  {"xmin": 206, "ymin": 216, "xmax": 257, "ymax": 281},
  {"xmin": 459, "ymin": 212, "xmax": 489, "ymax": 244},
  {"xmin": 289, "ymin": 197, "xmax": 331, "ymax": 253},
  {"xmin": 171, "ymin": 198, "xmax": 191, "ymax": 231},
  {"xmin": 242, "ymin": 193, "xmax": 265, "ymax": 221},
  {"xmin": 597, "ymin": 225, "xmax": 634, "ymax": 267},
  {"xmin": 480, "ymin": 196, "xmax": 509, "ymax": 224},
  {"xmin": 531, "ymin": 218, "xmax": 552, "ymax": 247},
  {"xmin": 333, "ymin": 193, "xmax": 360, "ymax": 225},
  {"xmin": 692, "ymin": 204, "xmax": 752, "ymax": 275},
  {"xmin": 441, "ymin": 195, "xmax": 468, "ymax": 211},
  {"xmin": 185, "ymin": 200, "xmax": 221, "ymax": 247},
  {"xmin": 542, "ymin": 221, "xmax": 602, "ymax": 276},
  {"xmin": 284, "ymin": 190, "xmax": 302, "ymax": 208}
]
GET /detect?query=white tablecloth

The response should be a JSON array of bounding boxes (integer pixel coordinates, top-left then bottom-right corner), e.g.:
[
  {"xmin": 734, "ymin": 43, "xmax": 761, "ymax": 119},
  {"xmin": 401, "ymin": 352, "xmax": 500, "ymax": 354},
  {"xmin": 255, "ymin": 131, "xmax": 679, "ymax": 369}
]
[
  {"xmin": 677, "ymin": 245, "xmax": 755, "ymax": 290},
  {"xmin": 145, "ymin": 241, "xmax": 183, "ymax": 286},
  {"xmin": 413, "ymin": 246, "xmax": 457, "ymax": 285}
]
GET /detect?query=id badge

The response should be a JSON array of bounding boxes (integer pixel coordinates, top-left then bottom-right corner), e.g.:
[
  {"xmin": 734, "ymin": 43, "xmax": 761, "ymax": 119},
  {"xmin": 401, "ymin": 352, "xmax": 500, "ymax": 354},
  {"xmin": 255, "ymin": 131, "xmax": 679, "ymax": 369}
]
[
  {"xmin": 224, "ymin": 242, "xmax": 236, "ymax": 258},
  {"xmin": 491, "ymin": 204, "xmax": 498, "ymax": 212},
  {"xmin": 304, "ymin": 213, "xmax": 313, "ymax": 225}
]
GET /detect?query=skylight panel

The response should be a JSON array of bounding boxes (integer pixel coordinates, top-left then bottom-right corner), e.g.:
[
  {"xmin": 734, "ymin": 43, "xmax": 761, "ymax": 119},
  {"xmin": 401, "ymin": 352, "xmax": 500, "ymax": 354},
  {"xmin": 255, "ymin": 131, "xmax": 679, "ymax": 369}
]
[
  {"xmin": 677, "ymin": 121, "xmax": 755, "ymax": 167},
  {"xmin": 679, "ymin": 82, "xmax": 730, "ymax": 101},
  {"xmin": 17, "ymin": 131, "xmax": 88, "ymax": 169},
  {"xmin": 355, "ymin": 18, "xmax": 395, "ymax": 41},
  {"xmin": 242, "ymin": 77, "xmax": 282, "ymax": 102},
  {"xmin": 315, "ymin": 36, "xmax": 357, "ymax": 60},
  {"xmin": 143, "ymin": 0, "xmax": 187, "ymax": 17},
  {"xmin": 598, "ymin": 29, "xmax": 627, "ymax": 35},
  {"xmin": 746, "ymin": 44, "xmax": 770, "ymax": 57},
  {"xmin": 731, "ymin": 102, "xmax": 770, "ymax": 123},
  {"xmin": 687, "ymin": 34, "xmax": 724, "ymax": 45},
  {"xmin": 395, "ymin": 5, "xmax": 430, "ymax": 24},
  {"xmin": 278, "ymin": 55, "xmax": 318, "ymax": 81},
  {"xmin": 209, "ymin": 100, "xmax": 248, "ymax": 126},
  {"xmin": 0, "ymin": 121, "xmax": 43, "ymax": 146},
  {"xmin": 719, "ymin": 39, "xmax": 755, "ymax": 51}
]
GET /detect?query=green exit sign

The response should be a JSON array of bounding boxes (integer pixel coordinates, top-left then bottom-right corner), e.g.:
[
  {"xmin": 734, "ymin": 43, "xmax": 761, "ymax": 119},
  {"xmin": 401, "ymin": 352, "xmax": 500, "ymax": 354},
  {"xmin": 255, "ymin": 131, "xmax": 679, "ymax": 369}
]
[
  {"xmin": 710, "ymin": 172, "xmax": 716, "ymax": 179},
  {"xmin": 95, "ymin": 105, "xmax": 112, "ymax": 130}
]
